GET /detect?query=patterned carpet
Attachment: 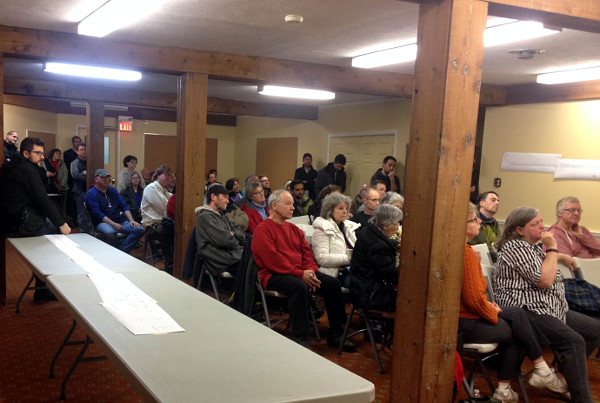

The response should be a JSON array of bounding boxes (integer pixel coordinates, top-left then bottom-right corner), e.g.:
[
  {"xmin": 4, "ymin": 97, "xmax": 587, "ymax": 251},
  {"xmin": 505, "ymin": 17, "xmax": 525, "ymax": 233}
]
[{"xmin": 1, "ymin": 240, "xmax": 599, "ymax": 402}]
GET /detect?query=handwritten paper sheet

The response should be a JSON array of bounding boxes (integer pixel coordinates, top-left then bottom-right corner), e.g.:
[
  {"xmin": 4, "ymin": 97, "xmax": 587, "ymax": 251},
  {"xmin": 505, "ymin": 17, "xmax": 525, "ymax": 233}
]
[
  {"xmin": 554, "ymin": 159, "xmax": 600, "ymax": 180},
  {"xmin": 501, "ymin": 152, "xmax": 562, "ymax": 173}
]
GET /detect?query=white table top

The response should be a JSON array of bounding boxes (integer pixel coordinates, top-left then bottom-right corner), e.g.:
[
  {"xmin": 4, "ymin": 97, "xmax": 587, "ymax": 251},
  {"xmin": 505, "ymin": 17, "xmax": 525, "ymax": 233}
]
[
  {"xmin": 47, "ymin": 271, "xmax": 375, "ymax": 403},
  {"xmin": 8, "ymin": 233, "xmax": 157, "ymax": 278}
]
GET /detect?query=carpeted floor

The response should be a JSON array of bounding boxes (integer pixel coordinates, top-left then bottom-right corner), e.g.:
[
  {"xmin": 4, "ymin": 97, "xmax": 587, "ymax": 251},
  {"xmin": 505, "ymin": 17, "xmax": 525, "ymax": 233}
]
[{"xmin": 1, "ymin": 239, "xmax": 599, "ymax": 402}]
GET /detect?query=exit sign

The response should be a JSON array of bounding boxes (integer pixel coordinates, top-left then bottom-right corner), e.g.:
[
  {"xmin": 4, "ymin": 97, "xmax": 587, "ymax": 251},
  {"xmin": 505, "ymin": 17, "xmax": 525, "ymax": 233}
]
[{"xmin": 118, "ymin": 116, "xmax": 133, "ymax": 132}]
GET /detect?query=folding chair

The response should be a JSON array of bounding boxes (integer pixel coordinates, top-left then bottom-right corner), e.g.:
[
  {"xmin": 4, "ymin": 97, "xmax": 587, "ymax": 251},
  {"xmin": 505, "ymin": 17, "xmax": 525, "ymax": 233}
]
[{"xmin": 196, "ymin": 260, "xmax": 235, "ymax": 303}]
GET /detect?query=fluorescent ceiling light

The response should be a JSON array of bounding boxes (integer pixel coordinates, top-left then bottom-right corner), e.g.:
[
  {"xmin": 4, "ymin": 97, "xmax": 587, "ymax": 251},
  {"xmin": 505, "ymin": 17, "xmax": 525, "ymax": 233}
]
[
  {"xmin": 352, "ymin": 44, "xmax": 417, "ymax": 69},
  {"xmin": 65, "ymin": 0, "xmax": 107, "ymax": 22},
  {"xmin": 352, "ymin": 20, "xmax": 560, "ymax": 69},
  {"xmin": 258, "ymin": 85, "xmax": 335, "ymax": 100},
  {"xmin": 77, "ymin": 0, "xmax": 168, "ymax": 37},
  {"xmin": 45, "ymin": 62, "xmax": 142, "ymax": 81},
  {"xmin": 70, "ymin": 101, "xmax": 129, "ymax": 111},
  {"xmin": 484, "ymin": 21, "xmax": 560, "ymax": 47},
  {"xmin": 537, "ymin": 66, "xmax": 600, "ymax": 85}
]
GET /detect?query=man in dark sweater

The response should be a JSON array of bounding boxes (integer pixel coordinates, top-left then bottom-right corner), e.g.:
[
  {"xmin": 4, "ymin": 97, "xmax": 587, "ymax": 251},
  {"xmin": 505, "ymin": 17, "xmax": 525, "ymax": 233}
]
[
  {"xmin": 3, "ymin": 131, "xmax": 19, "ymax": 163},
  {"xmin": 63, "ymin": 135, "xmax": 82, "ymax": 224},
  {"xmin": 294, "ymin": 153, "xmax": 318, "ymax": 200},
  {"xmin": 315, "ymin": 154, "xmax": 347, "ymax": 196},
  {"xmin": 0, "ymin": 137, "xmax": 71, "ymax": 300},
  {"xmin": 370, "ymin": 155, "xmax": 401, "ymax": 193}
]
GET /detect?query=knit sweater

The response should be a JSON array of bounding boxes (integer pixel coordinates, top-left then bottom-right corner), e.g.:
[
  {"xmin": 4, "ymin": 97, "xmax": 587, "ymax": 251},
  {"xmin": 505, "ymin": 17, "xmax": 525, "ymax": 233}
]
[{"xmin": 459, "ymin": 244, "xmax": 498, "ymax": 323}]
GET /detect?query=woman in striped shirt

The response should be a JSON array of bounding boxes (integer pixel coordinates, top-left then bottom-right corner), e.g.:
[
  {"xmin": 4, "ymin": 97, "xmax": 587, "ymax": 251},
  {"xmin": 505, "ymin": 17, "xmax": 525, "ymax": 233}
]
[{"xmin": 494, "ymin": 206, "xmax": 600, "ymax": 403}]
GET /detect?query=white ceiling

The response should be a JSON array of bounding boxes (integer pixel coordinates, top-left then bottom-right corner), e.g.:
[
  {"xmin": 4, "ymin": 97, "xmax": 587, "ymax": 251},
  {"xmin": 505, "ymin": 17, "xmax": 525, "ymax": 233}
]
[{"xmin": 0, "ymin": 0, "xmax": 599, "ymax": 106}]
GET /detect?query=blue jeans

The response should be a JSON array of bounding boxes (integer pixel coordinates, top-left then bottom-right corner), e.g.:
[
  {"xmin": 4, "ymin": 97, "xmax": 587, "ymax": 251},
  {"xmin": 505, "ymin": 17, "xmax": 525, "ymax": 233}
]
[{"xmin": 96, "ymin": 221, "xmax": 145, "ymax": 253}]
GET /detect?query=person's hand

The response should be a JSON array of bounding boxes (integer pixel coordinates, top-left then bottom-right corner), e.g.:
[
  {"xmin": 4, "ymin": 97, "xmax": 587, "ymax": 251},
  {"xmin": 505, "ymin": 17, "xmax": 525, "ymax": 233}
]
[
  {"xmin": 130, "ymin": 220, "xmax": 141, "ymax": 228},
  {"xmin": 558, "ymin": 253, "xmax": 576, "ymax": 272},
  {"xmin": 540, "ymin": 231, "xmax": 557, "ymax": 249},
  {"xmin": 112, "ymin": 222, "xmax": 123, "ymax": 231},
  {"xmin": 59, "ymin": 223, "xmax": 71, "ymax": 235},
  {"xmin": 387, "ymin": 171, "xmax": 395, "ymax": 179},
  {"xmin": 46, "ymin": 171, "xmax": 56, "ymax": 178},
  {"xmin": 490, "ymin": 302, "xmax": 502, "ymax": 313},
  {"xmin": 571, "ymin": 224, "xmax": 583, "ymax": 239},
  {"xmin": 302, "ymin": 270, "xmax": 321, "ymax": 292}
]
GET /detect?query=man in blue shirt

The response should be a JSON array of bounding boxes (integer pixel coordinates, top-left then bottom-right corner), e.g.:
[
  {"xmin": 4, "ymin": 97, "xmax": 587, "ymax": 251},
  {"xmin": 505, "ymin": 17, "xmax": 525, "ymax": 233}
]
[{"xmin": 85, "ymin": 169, "xmax": 144, "ymax": 253}]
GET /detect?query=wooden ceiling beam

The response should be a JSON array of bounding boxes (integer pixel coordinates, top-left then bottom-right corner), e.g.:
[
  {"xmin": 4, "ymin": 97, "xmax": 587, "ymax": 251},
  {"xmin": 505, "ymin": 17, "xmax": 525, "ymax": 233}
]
[
  {"xmin": 4, "ymin": 77, "xmax": 317, "ymax": 120},
  {"xmin": 506, "ymin": 80, "xmax": 600, "ymax": 104}
]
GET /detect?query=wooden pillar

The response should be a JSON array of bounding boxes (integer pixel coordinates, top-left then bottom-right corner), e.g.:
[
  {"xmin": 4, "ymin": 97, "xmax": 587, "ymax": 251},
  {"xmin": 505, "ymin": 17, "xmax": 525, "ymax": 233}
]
[
  {"xmin": 391, "ymin": 0, "xmax": 488, "ymax": 401},
  {"xmin": 86, "ymin": 100, "xmax": 104, "ymax": 189},
  {"xmin": 174, "ymin": 73, "xmax": 207, "ymax": 279},
  {"xmin": 0, "ymin": 53, "xmax": 5, "ymax": 306}
]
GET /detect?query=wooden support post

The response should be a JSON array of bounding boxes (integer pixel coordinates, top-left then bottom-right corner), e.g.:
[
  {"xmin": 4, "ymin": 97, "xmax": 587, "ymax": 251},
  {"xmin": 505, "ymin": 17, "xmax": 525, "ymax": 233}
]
[
  {"xmin": 174, "ymin": 73, "xmax": 207, "ymax": 279},
  {"xmin": 85, "ymin": 100, "xmax": 104, "ymax": 190},
  {"xmin": 0, "ymin": 52, "xmax": 5, "ymax": 306},
  {"xmin": 391, "ymin": 0, "xmax": 488, "ymax": 401}
]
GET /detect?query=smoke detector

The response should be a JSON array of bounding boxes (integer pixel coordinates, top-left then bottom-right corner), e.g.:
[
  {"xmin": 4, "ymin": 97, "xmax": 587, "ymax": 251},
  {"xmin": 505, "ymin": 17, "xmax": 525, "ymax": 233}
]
[
  {"xmin": 508, "ymin": 49, "xmax": 545, "ymax": 60},
  {"xmin": 284, "ymin": 15, "xmax": 303, "ymax": 24}
]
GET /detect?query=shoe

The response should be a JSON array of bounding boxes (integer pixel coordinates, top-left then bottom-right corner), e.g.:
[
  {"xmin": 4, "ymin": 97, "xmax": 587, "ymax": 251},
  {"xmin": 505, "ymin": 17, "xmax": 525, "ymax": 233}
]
[
  {"xmin": 528, "ymin": 369, "xmax": 569, "ymax": 394},
  {"xmin": 292, "ymin": 336, "xmax": 310, "ymax": 348},
  {"xmin": 327, "ymin": 334, "xmax": 356, "ymax": 353},
  {"xmin": 492, "ymin": 386, "xmax": 518, "ymax": 403}
]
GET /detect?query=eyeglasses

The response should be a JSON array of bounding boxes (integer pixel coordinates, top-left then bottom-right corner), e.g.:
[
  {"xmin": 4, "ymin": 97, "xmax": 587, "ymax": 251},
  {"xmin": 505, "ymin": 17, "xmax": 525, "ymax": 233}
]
[
  {"xmin": 252, "ymin": 190, "xmax": 265, "ymax": 195},
  {"xmin": 30, "ymin": 151, "xmax": 44, "ymax": 155},
  {"xmin": 366, "ymin": 198, "xmax": 381, "ymax": 202},
  {"xmin": 563, "ymin": 208, "xmax": 583, "ymax": 214},
  {"xmin": 467, "ymin": 217, "xmax": 479, "ymax": 223}
]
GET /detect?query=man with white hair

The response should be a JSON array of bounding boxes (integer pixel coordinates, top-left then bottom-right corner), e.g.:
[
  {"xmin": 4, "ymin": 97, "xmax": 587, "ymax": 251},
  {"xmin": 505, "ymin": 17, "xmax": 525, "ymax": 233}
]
[{"xmin": 548, "ymin": 196, "xmax": 600, "ymax": 258}]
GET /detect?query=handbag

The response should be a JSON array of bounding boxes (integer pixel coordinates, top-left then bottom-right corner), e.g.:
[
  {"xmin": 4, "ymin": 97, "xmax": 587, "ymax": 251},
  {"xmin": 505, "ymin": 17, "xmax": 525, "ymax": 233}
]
[{"xmin": 368, "ymin": 278, "xmax": 396, "ymax": 312}]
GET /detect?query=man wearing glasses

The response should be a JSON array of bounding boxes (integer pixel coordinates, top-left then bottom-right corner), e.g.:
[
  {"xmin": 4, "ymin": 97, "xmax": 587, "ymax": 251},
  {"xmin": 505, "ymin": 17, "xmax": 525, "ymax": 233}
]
[
  {"xmin": 351, "ymin": 188, "xmax": 380, "ymax": 228},
  {"xmin": 548, "ymin": 196, "xmax": 600, "ymax": 258},
  {"xmin": 1, "ymin": 137, "xmax": 71, "ymax": 300}
]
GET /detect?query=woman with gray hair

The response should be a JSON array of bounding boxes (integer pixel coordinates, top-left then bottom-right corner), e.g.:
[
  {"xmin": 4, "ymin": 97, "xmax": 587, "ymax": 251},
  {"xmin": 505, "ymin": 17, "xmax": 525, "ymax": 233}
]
[
  {"xmin": 494, "ymin": 206, "xmax": 600, "ymax": 402},
  {"xmin": 349, "ymin": 204, "xmax": 401, "ymax": 311},
  {"xmin": 311, "ymin": 193, "xmax": 360, "ymax": 280}
]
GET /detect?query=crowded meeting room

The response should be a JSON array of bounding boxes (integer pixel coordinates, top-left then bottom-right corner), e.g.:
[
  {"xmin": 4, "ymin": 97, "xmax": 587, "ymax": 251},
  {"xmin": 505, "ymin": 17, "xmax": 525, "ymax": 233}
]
[{"xmin": 1, "ymin": 0, "xmax": 600, "ymax": 402}]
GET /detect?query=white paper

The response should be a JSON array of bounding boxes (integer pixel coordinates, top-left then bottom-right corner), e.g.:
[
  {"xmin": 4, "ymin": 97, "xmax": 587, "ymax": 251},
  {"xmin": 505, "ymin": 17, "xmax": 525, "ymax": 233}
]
[
  {"xmin": 501, "ymin": 152, "xmax": 562, "ymax": 173},
  {"xmin": 554, "ymin": 159, "xmax": 600, "ymax": 180},
  {"xmin": 101, "ymin": 300, "xmax": 185, "ymax": 335},
  {"xmin": 88, "ymin": 272, "xmax": 157, "ymax": 305}
]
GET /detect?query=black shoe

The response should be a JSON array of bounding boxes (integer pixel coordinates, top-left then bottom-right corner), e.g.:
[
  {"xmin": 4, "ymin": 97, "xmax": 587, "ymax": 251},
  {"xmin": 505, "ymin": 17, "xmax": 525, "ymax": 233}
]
[{"xmin": 328, "ymin": 334, "xmax": 356, "ymax": 353}]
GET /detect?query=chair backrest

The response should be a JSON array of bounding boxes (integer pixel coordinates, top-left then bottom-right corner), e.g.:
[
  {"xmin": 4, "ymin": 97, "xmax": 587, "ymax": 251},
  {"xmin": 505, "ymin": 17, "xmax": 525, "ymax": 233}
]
[
  {"xmin": 288, "ymin": 222, "xmax": 315, "ymax": 245},
  {"xmin": 573, "ymin": 257, "xmax": 600, "ymax": 286},
  {"xmin": 287, "ymin": 215, "xmax": 311, "ymax": 226},
  {"xmin": 558, "ymin": 261, "xmax": 575, "ymax": 279},
  {"xmin": 480, "ymin": 264, "xmax": 495, "ymax": 302},
  {"xmin": 82, "ymin": 201, "xmax": 100, "ymax": 238},
  {"xmin": 471, "ymin": 243, "xmax": 493, "ymax": 266}
]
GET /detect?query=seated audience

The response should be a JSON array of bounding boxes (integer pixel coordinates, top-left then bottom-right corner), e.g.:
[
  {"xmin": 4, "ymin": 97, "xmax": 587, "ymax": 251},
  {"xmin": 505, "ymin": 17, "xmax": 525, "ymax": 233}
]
[
  {"xmin": 120, "ymin": 171, "xmax": 144, "ymax": 222},
  {"xmin": 252, "ymin": 190, "xmax": 355, "ymax": 351},
  {"xmin": 291, "ymin": 180, "xmax": 313, "ymax": 217},
  {"xmin": 141, "ymin": 168, "xmax": 152, "ymax": 186},
  {"xmin": 118, "ymin": 155, "xmax": 145, "ymax": 192},
  {"xmin": 259, "ymin": 174, "xmax": 272, "ymax": 200},
  {"xmin": 196, "ymin": 184, "xmax": 245, "ymax": 275},
  {"xmin": 239, "ymin": 182, "xmax": 269, "ymax": 233},
  {"xmin": 310, "ymin": 184, "xmax": 342, "ymax": 218},
  {"xmin": 141, "ymin": 165, "xmax": 175, "ymax": 273},
  {"xmin": 370, "ymin": 155, "xmax": 401, "ymax": 193},
  {"xmin": 357, "ymin": 180, "xmax": 386, "ymax": 214},
  {"xmin": 461, "ymin": 203, "xmax": 567, "ymax": 402},
  {"xmin": 225, "ymin": 177, "xmax": 244, "ymax": 204},
  {"xmin": 380, "ymin": 191, "xmax": 404, "ymax": 243},
  {"xmin": 468, "ymin": 191, "xmax": 501, "ymax": 262},
  {"xmin": 349, "ymin": 184, "xmax": 368, "ymax": 218},
  {"xmin": 203, "ymin": 169, "xmax": 217, "ymax": 204},
  {"xmin": 311, "ymin": 193, "xmax": 359, "ymax": 280},
  {"xmin": 350, "ymin": 204, "xmax": 400, "ymax": 311},
  {"xmin": 294, "ymin": 152, "xmax": 318, "ymax": 200},
  {"xmin": 86, "ymin": 169, "xmax": 144, "ymax": 253},
  {"xmin": 547, "ymin": 196, "xmax": 600, "ymax": 258},
  {"xmin": 494, "ymin": 206, "xmax": 600, "ymax": 402},
  {"xmin": 352, "ymin": 188, "xmax": 380, "ymax": 227}
]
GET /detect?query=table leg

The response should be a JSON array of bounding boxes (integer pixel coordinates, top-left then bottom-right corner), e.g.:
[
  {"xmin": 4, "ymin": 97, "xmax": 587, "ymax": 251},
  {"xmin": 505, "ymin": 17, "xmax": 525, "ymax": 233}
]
[
  {"xmin": 59, "ymin": 335, "xmax": 107, "ymax": 400},
  {"xmin": 15, "ymin": 274, "xmax": 35, "ymax": 313}
]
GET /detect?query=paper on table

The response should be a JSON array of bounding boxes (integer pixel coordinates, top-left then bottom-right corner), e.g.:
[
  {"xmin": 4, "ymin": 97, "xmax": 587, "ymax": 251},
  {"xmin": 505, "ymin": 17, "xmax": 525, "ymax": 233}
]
[
  {"xmin": 101, "ymin": 299, "xmax": 185, "ymax": 335},
  {"xmin": 554, "ymin": 159, "xmax": 600, "ymax": 180},
  {"xmin": 501, "ymin": 152, "xmax": 562, "ymax": 173},
  {"xmin": 88, "ymin": 272, "xmax": 157, "ymax": 305}
]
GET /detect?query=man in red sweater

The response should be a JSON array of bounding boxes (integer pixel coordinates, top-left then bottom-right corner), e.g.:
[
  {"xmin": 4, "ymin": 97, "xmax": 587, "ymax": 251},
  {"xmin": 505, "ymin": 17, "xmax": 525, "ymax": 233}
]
[{"xmin": 252, "ymin": 189, "xmax": 355, "ymax": 351}]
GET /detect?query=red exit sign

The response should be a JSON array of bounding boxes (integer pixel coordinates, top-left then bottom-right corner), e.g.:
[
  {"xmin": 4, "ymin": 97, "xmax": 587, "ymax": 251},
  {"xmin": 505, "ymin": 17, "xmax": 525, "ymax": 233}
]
[{"xmin": 119, "ymin": 121, "xmax": 133, "ymax": 132}]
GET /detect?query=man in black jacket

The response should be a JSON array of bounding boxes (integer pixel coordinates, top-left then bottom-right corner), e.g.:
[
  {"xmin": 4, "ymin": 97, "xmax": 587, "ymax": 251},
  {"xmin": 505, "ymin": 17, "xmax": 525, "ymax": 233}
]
[
  {"xmin": 370, "ymin": 155, "xmax": 401, "ymax": 194},
  {"xmin": 0, "ymin": 137, "xmax": 71, "ymax": 300},
  {"xmin": 294, "ymin": 153, "xmax": 318, "ymax": 200},
  {"xmin": 315, "ymin": 154, "xmax": 347, "ymax": 196},
  {"xmin": 3, "ymin": 131, "xmax": 19, "ymax": 163}
]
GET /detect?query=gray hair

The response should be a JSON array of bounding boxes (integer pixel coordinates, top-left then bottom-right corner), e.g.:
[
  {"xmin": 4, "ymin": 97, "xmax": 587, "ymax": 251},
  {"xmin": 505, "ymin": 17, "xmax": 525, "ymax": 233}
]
[
  {"xmin": 245, "ymin": 181, "xmax": 262, "ymax": 199},
  {"xmin": 369, "ymin": 204, "xmax": 403, "ymax": 230},
  {"xmin": 268, "ymin": 189, "xmax": 289, "ymax": 208},
  {"xmin": 320, "ymin": 193, "xmax": 351, "ymax": 219},
  {"xmin": 468, "ymin": 202, "xmax": 478, "ymax": 215},
  {"xmin": 381, "ymin": 191, "xmax": 404, "ymax": 206},
  {"xmin": 495, "ymin": 206, "xmax": 539, "ymax": 252},
  {"xmin": 556, "ymin": 196, "xmax": 580, "ymax": 219}
]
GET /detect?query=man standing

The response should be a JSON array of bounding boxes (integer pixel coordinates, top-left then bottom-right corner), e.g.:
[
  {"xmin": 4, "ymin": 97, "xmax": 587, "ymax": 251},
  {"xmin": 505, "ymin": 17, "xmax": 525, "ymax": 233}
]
[
  {"xmin": 70, "ymin": 143, "xmax": 87, "ymax": 231},
  {"xmin": 0, "ymin": 137, "xmax": 71, "ymax": 300},
  {"xmin": 351, "ymin": 188, "xmax": 380, "ymax": 227},
  {"xmin": 290, "ymin": 180, "xmax": 313, "ymax": 217},
  {"xmin": 468, "ymin": 191, "xmax": 501, "ymax": 262},
  {"xmin": 371, "ymin": 156, "xmax": 401, "ymax": 193},
  {"xmin": 196, "ymin": 184, "xmax": 245, "ymax": 275},
  {"xmin": 252, "ymin": 190, "xmax": 355, "ymax": 351},
  {"xmin": 3, "ymin": 131, "xmax": 19, "ymax": 163},
  {"xmin": 63, "ymin": 135, "xmax": 82, "ymax": 224},
  {"xmin": 315, "ymin": 154, "xmax": 347, "ymax": 196},
  {"xmin": 294, "ymin": 153, "xmax": 318, "ymax": 200},
  {"xmin": 548, "ymin": 196, "xmax": 600, "ymax": 258},
  {"xmin": 85, "ymin": 169, "xmax": 144, "ymax": 253}
]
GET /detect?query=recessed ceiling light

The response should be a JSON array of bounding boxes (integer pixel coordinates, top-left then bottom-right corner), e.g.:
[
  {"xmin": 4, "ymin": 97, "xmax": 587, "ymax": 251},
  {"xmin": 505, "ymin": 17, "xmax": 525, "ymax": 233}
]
[
  {"xmin": 284, "ymin": 15, "xmax": 304, "ymax": 24},
  {"xmin": 258, "ymin": 85, "xmax": 334, "ymax": 100}
]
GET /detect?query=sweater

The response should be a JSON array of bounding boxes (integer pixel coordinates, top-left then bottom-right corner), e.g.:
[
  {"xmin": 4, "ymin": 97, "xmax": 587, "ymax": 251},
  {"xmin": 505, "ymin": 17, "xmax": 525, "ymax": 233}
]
[
  {"xmin": 459, "ymin": 244, "xmax": 498, "ymax": 323},
  {"xmin": 252, "ymin": 218, "xmax": 318, "ymax": 289},
  {"xmin": 547, "ymin": 223, "xmax": 600, "ymax": 258},
  {"xmin": 85, "ymin": 186, "xmax": 130, "ymax": 226},
  {"xmin": 239, "ymin": 198, "xmax": 269, "ymax": 233}
]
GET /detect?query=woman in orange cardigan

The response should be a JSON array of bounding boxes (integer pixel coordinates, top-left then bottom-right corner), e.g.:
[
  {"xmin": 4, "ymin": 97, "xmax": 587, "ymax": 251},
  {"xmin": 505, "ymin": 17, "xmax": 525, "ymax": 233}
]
[{"xmin": 460, "ymin": 203, "xmax": 566, "ymax": 402}]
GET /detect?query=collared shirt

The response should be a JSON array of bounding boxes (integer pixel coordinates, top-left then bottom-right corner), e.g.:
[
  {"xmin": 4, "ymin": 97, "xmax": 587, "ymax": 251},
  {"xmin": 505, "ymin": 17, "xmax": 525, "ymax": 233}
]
[
  {"xmin": 141, "ymin": 181, "xmax": 172, "ymax": 227},
  {"xmin": 495, "ymin": 239, "xmax": 568, "ymax": 321}
]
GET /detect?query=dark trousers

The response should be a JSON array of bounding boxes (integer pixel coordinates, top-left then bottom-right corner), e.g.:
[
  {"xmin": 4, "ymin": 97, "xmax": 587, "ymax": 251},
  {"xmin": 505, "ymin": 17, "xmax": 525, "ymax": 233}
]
[
  {"xmin": 148, "ymin": 218, "xmax": 174, "ymax": 274},
  {"xmin": 525, "ymin": 310, "xmax": 600, "ymax": 403},
  {"xmin": 459, "ymin": 306, "xmax": 543, "ymax": 380},
  {"xmin": 266, "ymin": 271, "xmax": 347, "ymax": 338}
]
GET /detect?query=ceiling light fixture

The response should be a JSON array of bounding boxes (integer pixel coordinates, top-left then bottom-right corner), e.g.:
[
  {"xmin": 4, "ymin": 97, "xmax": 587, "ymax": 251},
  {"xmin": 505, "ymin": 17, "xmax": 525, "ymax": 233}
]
[
  {"xmin": 77, "ymin": 0, "xmax": 169, "ymax": 37},
  {"xmin": 537, "ymin": 66, "xmax": 600, "ymax": 85},
  {"xmin": 258, "ymin": 85, "xmax": 335, "ymax": 100},
  {"xmin": 352, "ymin": 21, "xmax": 560, "ymax": 69},
  {"xmin": 284, "ymin": 15, "xmax": 304, "ymax": 24},
  {"xmin": 45, "ymin": 62, "xmax": 142, "ymax": 81}
]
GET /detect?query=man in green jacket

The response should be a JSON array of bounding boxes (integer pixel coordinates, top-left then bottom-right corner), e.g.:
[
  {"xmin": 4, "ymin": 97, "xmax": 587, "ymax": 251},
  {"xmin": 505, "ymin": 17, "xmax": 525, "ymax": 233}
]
[{"xmin": 468, "ymin": 191, "xmax": 501, "ymax": 262}]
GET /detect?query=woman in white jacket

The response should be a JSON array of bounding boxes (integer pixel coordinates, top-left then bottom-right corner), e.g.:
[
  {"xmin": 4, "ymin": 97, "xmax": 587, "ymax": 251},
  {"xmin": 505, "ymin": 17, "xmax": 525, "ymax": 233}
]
[{"xmin": 311, "ymin": 193, "xmax": 360, "ymax": 280}]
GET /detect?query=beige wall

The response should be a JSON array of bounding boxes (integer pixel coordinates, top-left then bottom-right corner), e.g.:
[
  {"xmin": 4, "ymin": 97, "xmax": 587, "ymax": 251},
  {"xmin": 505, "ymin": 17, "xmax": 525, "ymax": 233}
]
[
  {"xmin": 481, "ymin": 100, "xmax": 600, "ymax": 232},
  {"xmin": 4, "ymin": 104, "xmax": 57, "ymax": 141}
]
